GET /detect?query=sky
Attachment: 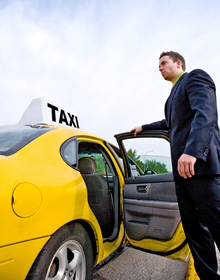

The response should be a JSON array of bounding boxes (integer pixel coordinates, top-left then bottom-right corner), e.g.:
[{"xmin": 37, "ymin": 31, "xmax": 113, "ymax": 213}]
[{"xmin": 1, "ymin": 0, "xmax": 220, "ymax": 147}]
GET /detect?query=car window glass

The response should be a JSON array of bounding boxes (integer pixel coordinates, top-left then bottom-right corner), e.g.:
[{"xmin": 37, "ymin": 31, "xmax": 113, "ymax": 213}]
[
  {"xmin": 107, "ymin": 142, "xmax": 143, "ymax": 176},
  {"xmin": 122, "ymin": 137, "xmax": 172, "ymax": 175},
  {"xmin": 107, "ymin": 143, "xmax": 125, "ymax": 173},
  {"xmin": 62, "ymin": 139, "xmax": 77, "ymax": 167},
  {"xmin": 0, "ymin": 125, "xmax": 54, "ymax": 156},
  {"xmin": 127, "ymin": 156, "xmax": 144, "ymax": 176}
]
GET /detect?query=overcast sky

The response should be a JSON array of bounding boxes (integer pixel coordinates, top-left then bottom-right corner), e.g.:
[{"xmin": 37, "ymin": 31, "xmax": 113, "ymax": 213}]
[{"xmin": 1, "ymin": 0, "xmax": 220, "ymax": 146}]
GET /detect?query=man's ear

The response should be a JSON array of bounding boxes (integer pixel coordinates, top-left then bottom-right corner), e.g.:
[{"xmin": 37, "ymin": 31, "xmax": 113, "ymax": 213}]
[{"xmin": 176, "ymin": 60, "xmax": 182, "ymax": 69}]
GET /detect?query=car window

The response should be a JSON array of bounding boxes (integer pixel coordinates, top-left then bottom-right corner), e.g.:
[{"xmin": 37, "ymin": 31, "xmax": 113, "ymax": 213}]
[
  {"xmin": 78, "ymin": 142, "xmax": 114, "ymax": 177},
  {"xmin": 127, "ymin": 156, "xmax": 144, "ymax": 176},
  {"xmin": 106, "ymin": 143, "xmax": 125, "ymax": 173},
  {"xmin": 122, "ymin": 137, "xmax": 172, "ymax": 176},
  {"xmin": 107, "ymin": 142, "xmax": 144, "ymax": 176},
  {"xmin": 61, "ymin": 138, "xmax": 77, "ymax": 167},
  {"xmin": 0, "ymin": 125, "xmax": 54, "ymax": 156}
]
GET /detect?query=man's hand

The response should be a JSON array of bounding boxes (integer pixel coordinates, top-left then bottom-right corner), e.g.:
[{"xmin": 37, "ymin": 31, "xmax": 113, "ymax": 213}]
[
  {"xmin": 130, "ymin": 126, "xmax": 143, "ymax": 136},
  {"xmin": 178, "ymin": 154, "xmax": 197, "ymax": 179}
]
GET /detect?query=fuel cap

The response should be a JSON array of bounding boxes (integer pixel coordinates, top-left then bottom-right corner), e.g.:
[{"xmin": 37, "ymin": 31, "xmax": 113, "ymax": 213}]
[{"xmin": 12, "ymin": 183, "xmax": 42, "ymax": 218}]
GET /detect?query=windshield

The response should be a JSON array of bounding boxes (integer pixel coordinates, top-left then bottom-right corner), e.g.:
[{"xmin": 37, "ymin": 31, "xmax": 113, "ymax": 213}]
[{"xmin": 0, "ymin": 125, "xmax": 54, "ymax": 156}]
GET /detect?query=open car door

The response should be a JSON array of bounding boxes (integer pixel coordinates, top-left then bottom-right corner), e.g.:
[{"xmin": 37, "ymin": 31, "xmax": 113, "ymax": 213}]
[{"xmin": 115, "ymin": 130, "xmax": 190, "ymax": 261}]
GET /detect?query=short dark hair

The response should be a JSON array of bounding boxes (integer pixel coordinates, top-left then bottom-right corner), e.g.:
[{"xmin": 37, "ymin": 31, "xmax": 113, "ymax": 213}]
[{"xmin": 159, "ymin": 51, "xmax": 186, "ymax": 71}]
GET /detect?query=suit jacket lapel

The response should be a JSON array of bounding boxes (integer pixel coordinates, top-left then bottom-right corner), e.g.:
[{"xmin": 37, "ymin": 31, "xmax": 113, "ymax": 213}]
[{"xmin": 165, "ymin": 73, "xmax": 186, "ymax": 128}]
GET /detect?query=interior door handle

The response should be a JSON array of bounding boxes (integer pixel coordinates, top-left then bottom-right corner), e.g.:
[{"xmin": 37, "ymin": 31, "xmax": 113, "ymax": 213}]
[{"xmin": 137, "ymin": 185, "xmax": 149, "ymax": 193}]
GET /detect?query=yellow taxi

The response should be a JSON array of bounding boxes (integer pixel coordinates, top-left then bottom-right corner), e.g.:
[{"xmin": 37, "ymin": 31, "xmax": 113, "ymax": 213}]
[{"xmin": 0, "ymin": 98, "xmax": 190, "ymax": 280}]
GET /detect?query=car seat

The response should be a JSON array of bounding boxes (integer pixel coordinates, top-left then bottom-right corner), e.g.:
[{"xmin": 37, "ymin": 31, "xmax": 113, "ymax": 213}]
[{"xmin": 78, "ymin": 157, "xmax": 113, "ymax": 237}]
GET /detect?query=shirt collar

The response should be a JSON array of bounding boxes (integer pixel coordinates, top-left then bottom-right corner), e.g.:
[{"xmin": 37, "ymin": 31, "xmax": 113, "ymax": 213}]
[{"xmin": 172, "ymin": 72, "xmax": 185, "ymax": 87}]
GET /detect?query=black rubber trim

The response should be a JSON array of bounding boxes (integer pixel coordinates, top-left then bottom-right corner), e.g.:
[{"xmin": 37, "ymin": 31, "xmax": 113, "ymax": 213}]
[
  {"xmin": 94, "ymin": 244, "xmax": 127, "ymax": 274},
  {"xmin": 114, "ymin": 130, "xmax": 170, "ymax": 141}
]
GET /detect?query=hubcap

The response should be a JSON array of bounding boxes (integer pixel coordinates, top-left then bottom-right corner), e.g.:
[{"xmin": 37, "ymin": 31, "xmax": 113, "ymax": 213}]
[{"xmin": 46, "ymin": 240, "xmax": 86, "ymax": 280}]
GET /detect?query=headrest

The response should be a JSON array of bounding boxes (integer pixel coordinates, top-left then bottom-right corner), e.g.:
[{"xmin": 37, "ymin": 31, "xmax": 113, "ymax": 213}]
[{"xmin": 78, "ymin": 157, "xmax": 96, "ymax": 174}]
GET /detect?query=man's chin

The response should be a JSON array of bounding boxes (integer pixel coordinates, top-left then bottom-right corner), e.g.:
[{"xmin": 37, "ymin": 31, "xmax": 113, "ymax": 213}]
[{"xmin": 163, "ymin": 75, "xmax": 172, "ymax": 82}]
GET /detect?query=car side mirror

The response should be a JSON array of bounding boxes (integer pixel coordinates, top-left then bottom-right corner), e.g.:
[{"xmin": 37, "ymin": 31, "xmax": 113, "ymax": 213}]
[{"xmin": 144, "ymin": 170, "xmax": 156, "ymax": 175}]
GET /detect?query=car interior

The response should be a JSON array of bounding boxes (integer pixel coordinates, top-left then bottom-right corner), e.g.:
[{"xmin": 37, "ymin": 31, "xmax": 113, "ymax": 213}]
[{"xmin": 78, "ymin": 142, "xmax": 119, "ymax": 239}]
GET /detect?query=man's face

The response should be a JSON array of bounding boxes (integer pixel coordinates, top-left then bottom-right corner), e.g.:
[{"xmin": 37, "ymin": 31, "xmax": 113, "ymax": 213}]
[{"xmin": 159, "ymin": 55, "xmax": 181, "ymax": 83}]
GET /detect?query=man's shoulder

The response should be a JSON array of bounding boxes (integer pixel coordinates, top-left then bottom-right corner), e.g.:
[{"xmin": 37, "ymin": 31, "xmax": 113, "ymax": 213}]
[
  {"xmin": 188, "ymin": 69, "xmax": 208, "ymax": 75},
  {"xmin": 188, "ymin": 69, "xmax": 211, "ymax": 78},
  {"xmin": 186, "ymin": 69, "xmax": 215, "ymax": 87}
]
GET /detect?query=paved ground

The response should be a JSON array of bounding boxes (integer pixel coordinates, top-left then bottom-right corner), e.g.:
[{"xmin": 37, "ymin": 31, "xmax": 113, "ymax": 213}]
[
  {"xmin": 94, "ymin": 247, "xmax": 220, "ymax": 280},
  {"xmin": 93, "ymin": 247, "xmax": 189, "ymax": 280}
]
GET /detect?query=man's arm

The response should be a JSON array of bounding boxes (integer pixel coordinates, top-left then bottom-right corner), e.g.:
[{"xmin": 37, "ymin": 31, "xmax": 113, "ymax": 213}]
[
  {"xmin": 130, "ymin": 119, "xmax": 168, "ymax": 136},
  {"xmin": 184, "ymin": 69, "xmax": 216, "ymax": 160},
  {"xmin": 178, "ymin": 69, "xmax": 216, "ymax": 179}
]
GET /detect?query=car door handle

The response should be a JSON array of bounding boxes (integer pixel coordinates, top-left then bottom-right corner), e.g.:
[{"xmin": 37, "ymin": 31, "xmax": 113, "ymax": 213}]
[{"xmin": 137, "ymin": 185, "xmax": 149, "ymax": 193}]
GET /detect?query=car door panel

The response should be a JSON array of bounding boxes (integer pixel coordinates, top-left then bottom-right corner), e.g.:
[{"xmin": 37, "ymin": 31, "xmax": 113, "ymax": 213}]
[{"xmin": 124, "ymin": 173, "xmax": 180, "ymax": 241}]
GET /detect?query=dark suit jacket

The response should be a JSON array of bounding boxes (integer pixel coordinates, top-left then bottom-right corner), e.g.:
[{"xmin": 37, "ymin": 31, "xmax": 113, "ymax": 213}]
[{"xmin": 143, "ymin": 69, "xmax": 220, "ymax": 179}]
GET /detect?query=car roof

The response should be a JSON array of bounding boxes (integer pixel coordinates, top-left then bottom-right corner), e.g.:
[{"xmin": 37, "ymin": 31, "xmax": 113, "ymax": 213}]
[{"xmin": 31, "ymin": 123, "xmax": 104, "ymax": 140}]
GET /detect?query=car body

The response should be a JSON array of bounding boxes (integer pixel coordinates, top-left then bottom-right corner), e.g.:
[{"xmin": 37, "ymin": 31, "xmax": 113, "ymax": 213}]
[{"xmin": 0, "ymin": 99, "xmax": 190, "ymax": 280}]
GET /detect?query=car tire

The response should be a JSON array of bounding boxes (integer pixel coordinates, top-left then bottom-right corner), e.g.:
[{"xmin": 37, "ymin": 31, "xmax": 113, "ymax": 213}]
[{"xmin": 26, "ymin": 222, "xmax": 94, "ymax": 280}]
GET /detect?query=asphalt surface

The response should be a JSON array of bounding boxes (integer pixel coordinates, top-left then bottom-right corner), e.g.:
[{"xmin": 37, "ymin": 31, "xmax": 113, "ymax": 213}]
[
  {"xmin": 94, "ymin": 247, "xmax": 220, "ymax": 280},
  {"xmin": 93, "ymin": 247, "xmax": 189, "ymax": 280}
]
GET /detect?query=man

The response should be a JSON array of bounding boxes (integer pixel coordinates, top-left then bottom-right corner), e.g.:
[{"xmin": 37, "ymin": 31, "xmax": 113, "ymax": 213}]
[{"xmin": 130, "ymin": 51, "xmax": 220, "ymax": 280}]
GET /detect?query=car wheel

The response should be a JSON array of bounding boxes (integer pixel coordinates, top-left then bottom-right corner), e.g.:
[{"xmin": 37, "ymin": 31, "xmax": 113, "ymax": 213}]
[{"xmin": 26, "ymin": 223, "xmax": 94, "ymax": 280}]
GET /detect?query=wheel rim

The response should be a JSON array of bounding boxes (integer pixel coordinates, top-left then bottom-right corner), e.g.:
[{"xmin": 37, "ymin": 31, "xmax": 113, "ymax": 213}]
[{"xmin": 46, "ymin": 240, "xmax": 86, "ymax": 280}]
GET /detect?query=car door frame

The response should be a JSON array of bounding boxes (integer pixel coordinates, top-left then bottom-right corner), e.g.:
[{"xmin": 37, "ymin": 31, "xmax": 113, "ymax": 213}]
[{"xmin": 114, "ymin": 130, "xmax": 190, "ymax": 260}]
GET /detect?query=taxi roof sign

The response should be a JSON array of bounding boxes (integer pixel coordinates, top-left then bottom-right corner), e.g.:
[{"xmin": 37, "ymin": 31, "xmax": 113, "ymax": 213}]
[{"xmin": 18, "ymin": 98, "xmax": 80, "ymax": 129}]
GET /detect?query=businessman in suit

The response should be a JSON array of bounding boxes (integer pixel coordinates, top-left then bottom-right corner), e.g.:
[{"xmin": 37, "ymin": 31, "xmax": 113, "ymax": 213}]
[{"xmin": 130, "ymin": 51, "xmax": 220, "ymax": 280}]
